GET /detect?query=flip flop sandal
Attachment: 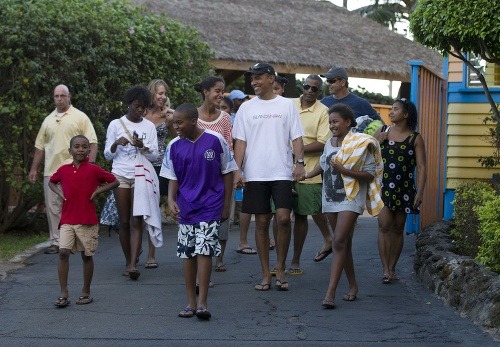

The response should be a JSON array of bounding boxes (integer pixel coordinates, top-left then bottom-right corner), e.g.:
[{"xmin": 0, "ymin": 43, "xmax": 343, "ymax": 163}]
[
  {"xmin": 145, "ymin": 262, "xmax": 158, "ymax": 269},
  {"xmin": 178, "ymin": 307, "xmax": 195, "ymax": 318},
  {"xmin": 276, "ymin": 280, "xmax": 289, "ymax": 291},
  {"xmin": 254, "ymin": 283, "xmax": 271, "ymax": 291},
  {"xmin": 236, "ymin": 247, "xmax": 257, "ymax": 255},
  {"xmin": 54, "ymin": 297, "xmax": 70, "ymax": 308},
  {"xmin": 313, "ymin": 248, "xmax": 333, "ymax": 262},
  {"xmin": 196, "ymin": 307, "xmax": 212, "ymax": 320},
  {"xmin": 342, "ymin": 293, "xmax": 357, "ymax": 301},
  {"xmin": 288, "ymin": 267, "xmax": 303, "ymax": 276},
  {"xmin": 76, "ymin": 296, "xmax": 93, "ymax": 305},
  {"xmin": 215, "ymin": 264, "xmax": 227, "ymax": 272},
  {"xmin": 129, "ymin": 269, "xmax": 141, "ymax": 280},
  {"xmin": 322, "ymin": 299, "xmax": 336, "ymax": 309}
]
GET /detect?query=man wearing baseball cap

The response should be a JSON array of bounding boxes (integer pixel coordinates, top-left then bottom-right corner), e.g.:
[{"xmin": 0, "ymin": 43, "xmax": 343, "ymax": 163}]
[
  {"xmin": 232, "ymin": 62, "xmax": 305, "ymax": 292},
  {"xmin": 229, "ymin": 90, "xmax": 248, "ymax": 113},
  {"xmin": 320, "ymin": 66, "xmax": 382, "ymax": 121}
]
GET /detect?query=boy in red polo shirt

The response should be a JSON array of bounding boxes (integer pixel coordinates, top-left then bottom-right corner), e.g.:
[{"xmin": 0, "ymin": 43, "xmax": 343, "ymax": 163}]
[{"xmin": 49, "ymin": 135, "xmax": 119, "ymax": 307}]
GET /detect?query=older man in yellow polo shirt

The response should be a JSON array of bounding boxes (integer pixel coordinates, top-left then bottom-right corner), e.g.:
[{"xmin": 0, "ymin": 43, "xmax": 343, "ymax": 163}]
[
  {"xmin": 29, "ymin": 84, "xmax": 98, "ymax": 254},
  {"xmin": 289, "ymin": 75, "xmax": 333, "ymax": 275}
]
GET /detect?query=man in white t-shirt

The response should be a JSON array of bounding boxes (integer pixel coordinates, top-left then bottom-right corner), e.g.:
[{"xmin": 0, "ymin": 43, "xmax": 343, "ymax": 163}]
[{"xmin": 232, "ymin": 62, "xmax": 305, "ymax": 291}]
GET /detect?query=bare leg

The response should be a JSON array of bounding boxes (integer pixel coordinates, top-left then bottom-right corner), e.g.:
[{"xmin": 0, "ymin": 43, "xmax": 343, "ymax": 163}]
[
  {"xmin": 377, "ymin": 207, "xmax": 392, "ymax": 278},
  {"xmin": 274, "ymin": 208, "xmax": 292, "ymax": 284},
  {"xmin": 183, "ymin": 257, "xmax": 197, "ymax": 310},
  {"xmin": 254, "ymin": 213, "xmax": 272, "ymax": 285},
  {"xmin": 114, "ymin": 188, "xmax": 133, "ymax": 271},
  {"xmin": 81, "ymin": 253, "xmax": 94, "ymax": 297},
  {"xmin": 388, "ymin": 211, "xmax": 407, "ymax": 278},
  {"xmin": 58, "ymin": 249, "xmax": 71, "ymax": 298},
  {"xmin": 238, "ymin": 212, "xmax": 254, "ymax": 250},
  {"xmin": 130, "ymin": 214, "xmax": 143, "ymax": 272},
  {"xmin": 324, "ymin": 211, "xmax": 359, "ymax": 302},
  {"xmin": 343, "ymin": 228, "xmax": 358, "ymax": 295},
  {"xmin": 146, "ymin": 236, "xmax": 156, "ymax": 266},
  {"xmin": 216, "ymin": 240, "xmax": 227, "ymax": 268},
  {"xmin": 312, "ymin": 212, "xmax": 332, "ymax": 253},
  {"xmin": 197, "ymin": 255, "xmax": 212, "ymax": 309},
  {"xmin": 271, "ymin": 216, "xmax": 277, "ymax": 249},
  {"xmin": 290, "ymin": 213, "xmax": 308, "ymax": 268}
]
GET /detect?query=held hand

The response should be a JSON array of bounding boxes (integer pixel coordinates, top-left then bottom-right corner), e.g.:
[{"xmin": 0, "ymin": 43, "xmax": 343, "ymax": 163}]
[
  {"xmin": 378, "ymin": 132, "xmax": 389, "ymax": 143},
  {"xmin": 132, "ymin": 137, "xmax": 144, "ymax": 148},
  {"xmin": 292, "ymin": 165, "xmax": 306, "ymax": 181},
  {"xmin": 162, "ymin": 107, "xmax": 175, "ymax": 118},
  {"xmin": 233, "ymin": 171, "xmax": 245, "ymax": 189},
  {"xmin": 331, "ymin": 159, "xmax": 344, "ymax": 174},
  {"xmin": 115, "ymin": 136, "xmax": 130, "ymax": 147},
  {"xmin": 168, "ymin": 200, "xmax": 180, "ymax": 220}
]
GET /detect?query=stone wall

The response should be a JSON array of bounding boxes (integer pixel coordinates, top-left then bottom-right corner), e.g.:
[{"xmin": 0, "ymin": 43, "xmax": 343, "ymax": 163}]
[{"xmin": 414, "ymin": 221, "xmax": 500, "ymax": 339}]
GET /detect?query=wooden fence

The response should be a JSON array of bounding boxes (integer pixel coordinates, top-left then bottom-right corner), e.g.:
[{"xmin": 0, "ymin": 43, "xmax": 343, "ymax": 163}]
[{"xmin": 406, "ymin": 60, "xmax": 447, "ymax": 232}]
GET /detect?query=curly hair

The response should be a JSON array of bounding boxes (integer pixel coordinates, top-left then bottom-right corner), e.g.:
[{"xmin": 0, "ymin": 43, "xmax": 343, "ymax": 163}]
[
  {"xmin": 124, "ymin": 85, "xmax": 151, "ymax": 107},
  {"xmin": 328, "ymin": 103, "xmax": 356, "ymax": 128}
]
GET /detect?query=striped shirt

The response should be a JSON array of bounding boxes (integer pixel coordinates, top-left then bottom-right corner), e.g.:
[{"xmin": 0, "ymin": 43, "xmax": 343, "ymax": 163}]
[{"xmin": 197, "ymin": 111, "xmax": 233, "ymax": 151}]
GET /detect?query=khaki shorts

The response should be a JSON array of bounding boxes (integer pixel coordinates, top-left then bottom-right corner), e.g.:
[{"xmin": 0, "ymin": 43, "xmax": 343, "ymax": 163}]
[
  {"xmin": 59, "ymin": 224, "xmax": 99, "ymax": 256},
  {"xmin": 114, "ymin": 174, "xmax": 135, "ymax": 189},
  {"xmin": 292, "ymin": 183, "xmax": 323, "ymax": 216}
]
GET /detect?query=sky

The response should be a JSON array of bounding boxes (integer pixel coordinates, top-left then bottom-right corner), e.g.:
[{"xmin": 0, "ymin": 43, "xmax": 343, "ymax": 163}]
[{"xmin": 315, "ymin": 0, "xmax": 408, "ymax": 98}]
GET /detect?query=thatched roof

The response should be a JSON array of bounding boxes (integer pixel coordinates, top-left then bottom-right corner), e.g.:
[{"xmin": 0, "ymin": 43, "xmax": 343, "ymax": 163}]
[{"xmin": 132, "ymin": 0, "xmax": 443, "ymax": 82}]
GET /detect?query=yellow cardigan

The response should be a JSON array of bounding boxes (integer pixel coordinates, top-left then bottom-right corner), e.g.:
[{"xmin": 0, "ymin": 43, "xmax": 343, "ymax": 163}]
[{"xmin": 333, "ymin": 131, "xmax": 384, "ymax": 216}]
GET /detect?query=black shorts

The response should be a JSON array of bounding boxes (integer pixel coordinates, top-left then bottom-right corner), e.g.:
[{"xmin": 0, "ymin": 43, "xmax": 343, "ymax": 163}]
[
  {"xmin": 154, "ymin": 165, "xmax": 169, "ymax": 197},
  {"xmin": 242, "ymin": 181, "xmax": 292, "ymax": 214}
]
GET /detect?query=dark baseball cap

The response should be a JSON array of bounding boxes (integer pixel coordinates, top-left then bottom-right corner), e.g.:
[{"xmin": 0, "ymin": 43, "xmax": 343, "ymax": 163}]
[
  {"xmin": 244, "ymin": 62, "xmax": 276, "ymax": 77},
  {"xmin": 320, "ymin": 66, "xmax": 348, "ymax": 80}
]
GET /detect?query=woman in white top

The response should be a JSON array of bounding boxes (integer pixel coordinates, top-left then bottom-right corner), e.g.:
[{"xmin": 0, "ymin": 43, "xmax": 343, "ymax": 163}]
[{"xmin": 104, "ymin": 85, "xmax": 158, "ymax": 280}]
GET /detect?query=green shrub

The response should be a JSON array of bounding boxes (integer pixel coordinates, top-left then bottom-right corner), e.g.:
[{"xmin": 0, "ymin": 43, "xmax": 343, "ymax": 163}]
[
  {"xmin": 0, "ymin": 0, "xmax": 213, "ymax": 232},
  {"xmin": 451, "ymin": 181, "xmax": 496, "ymax": 256},
  {"xmin": 475, "ymin": 196, "xmax": 500, "ymax": 272}
]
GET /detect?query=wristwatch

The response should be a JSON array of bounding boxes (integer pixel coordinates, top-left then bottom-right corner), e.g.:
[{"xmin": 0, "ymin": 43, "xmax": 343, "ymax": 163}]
[{"xmin": 296, "ymin": 159, "xmax": 305, "ymax": 166}]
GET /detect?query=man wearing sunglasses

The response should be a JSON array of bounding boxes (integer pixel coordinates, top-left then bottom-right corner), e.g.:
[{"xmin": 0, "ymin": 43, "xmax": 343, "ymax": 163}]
[
  {"xmin": 320, "ymin": 66, "xmax": 383, "ymax": 122},
  {"xmin": 288, "ymin": 75, "xmax": 333, "ymax": 275}
]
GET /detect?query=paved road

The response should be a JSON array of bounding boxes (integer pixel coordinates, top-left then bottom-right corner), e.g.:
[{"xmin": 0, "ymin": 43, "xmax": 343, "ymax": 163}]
[{"xmin": 0, "ymin": 217, "xmax": 496, "ymax": 346}]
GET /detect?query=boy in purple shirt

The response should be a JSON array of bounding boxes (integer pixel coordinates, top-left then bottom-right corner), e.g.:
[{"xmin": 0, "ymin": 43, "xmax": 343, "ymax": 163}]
[
  {"xmin": 160, "ymin": 103, "xmax": 237, "ymax": 320},
  {"xmin": 49, "ymin": 135, "xmax": 119, "ymax": 307}
]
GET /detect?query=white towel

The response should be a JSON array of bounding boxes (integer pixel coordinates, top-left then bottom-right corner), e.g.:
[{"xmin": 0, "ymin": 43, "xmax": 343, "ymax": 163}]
[{"xmin": 133, "ymin": 154, "xmax": 163, "ymax": 247}]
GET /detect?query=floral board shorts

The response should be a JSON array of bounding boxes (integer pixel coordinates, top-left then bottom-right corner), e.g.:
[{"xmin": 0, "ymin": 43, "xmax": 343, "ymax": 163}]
[{"xmin": 177, "ymin": 221, "xmax": 221, "ymax": 259}]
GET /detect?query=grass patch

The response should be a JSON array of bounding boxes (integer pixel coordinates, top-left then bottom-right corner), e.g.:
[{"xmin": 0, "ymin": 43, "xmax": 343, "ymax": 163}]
[{"xmin": 0, "ymin": 232, "xmax": 47, "ymax": 261}]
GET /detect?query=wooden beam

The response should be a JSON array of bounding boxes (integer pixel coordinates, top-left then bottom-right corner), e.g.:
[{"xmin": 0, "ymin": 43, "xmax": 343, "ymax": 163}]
[{"xmin": 212, "ymin": 59, "xmax": 409, "ymax": 82}]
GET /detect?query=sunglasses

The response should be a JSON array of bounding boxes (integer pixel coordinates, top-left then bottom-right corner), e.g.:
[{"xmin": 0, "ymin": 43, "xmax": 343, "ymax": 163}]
[
  {"xmin": 303, "ymin": 84, "xmax": 319, "ymax": 92},
  {"xmin": 326, "ymin": 78, "xmax": 341, "ymax": 84}
]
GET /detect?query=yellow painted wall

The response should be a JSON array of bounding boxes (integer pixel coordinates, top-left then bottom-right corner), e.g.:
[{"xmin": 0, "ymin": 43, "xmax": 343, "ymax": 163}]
[
  {"xmin": 446, "ymin": 102, "xmax": 500, "ymax": 189},
  {"xmin": 372, "ymin": 104, "xmax": 391, "ymax": 125},
  {"xmin": 448, "ymin": 55, "xmax": 463, "ymax": 83}
]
